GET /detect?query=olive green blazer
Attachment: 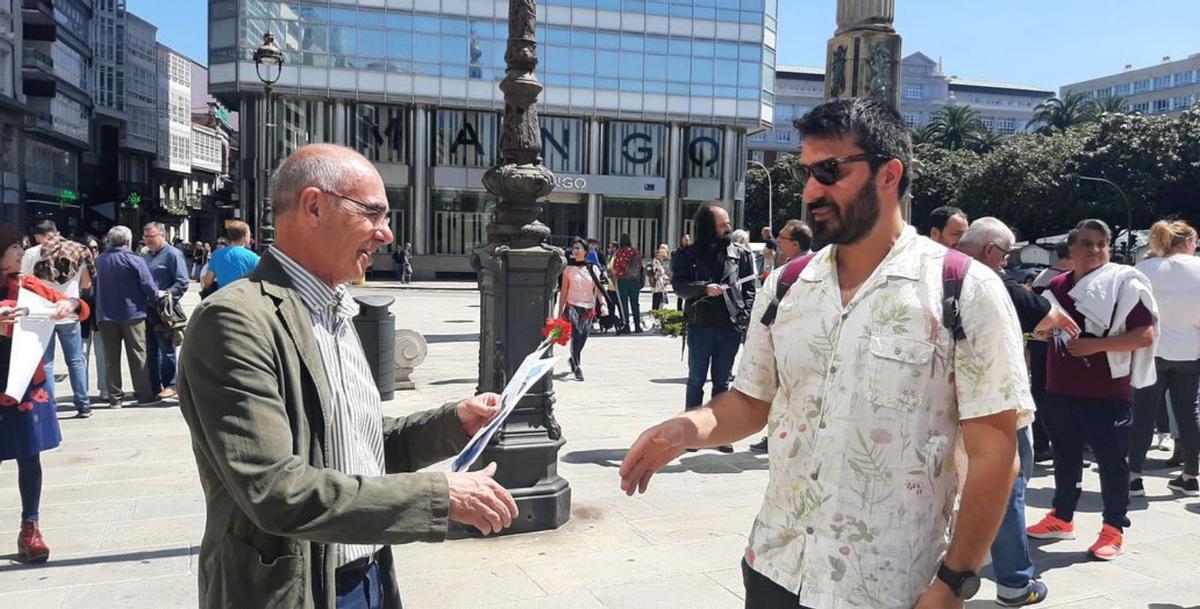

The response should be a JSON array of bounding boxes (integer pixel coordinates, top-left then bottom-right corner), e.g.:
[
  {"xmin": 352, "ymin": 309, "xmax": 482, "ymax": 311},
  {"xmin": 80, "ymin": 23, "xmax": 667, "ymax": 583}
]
[{"xmin": 178, "ymin": 250, "xmax": 468, "ymax": 609}]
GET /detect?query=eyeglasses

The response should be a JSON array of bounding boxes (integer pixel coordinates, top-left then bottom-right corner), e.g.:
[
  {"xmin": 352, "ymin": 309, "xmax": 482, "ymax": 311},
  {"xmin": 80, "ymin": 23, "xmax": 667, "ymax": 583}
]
[
  {"xmin": 321, "ymin": 190, "xmax": 389, "ymax": 229},
  {"xmin": 790, "ymin": 153, "xmax": 889, "ymax": 186},
  {"xmin": 571, "ymin": 246, "xmax": 586, "ymax": 252}
]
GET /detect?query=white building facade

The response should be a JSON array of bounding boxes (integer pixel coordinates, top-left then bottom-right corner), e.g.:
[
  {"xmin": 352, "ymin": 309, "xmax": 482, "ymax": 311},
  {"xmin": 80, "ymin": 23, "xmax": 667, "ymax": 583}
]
[{"xmin": 1061, "ymin": 54, "xmax": 1200, "ymax": 117}]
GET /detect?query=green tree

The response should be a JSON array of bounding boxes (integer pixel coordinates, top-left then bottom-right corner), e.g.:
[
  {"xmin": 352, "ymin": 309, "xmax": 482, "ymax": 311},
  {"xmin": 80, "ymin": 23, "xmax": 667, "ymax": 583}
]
[
  {"xmin": 910, "ymin": 143, "xmax": 981, "ymax": 221},
  {"xmin": 969, "ymin": 129, "xmax": 1008, "ymax": 154},
  {"xmin": 1028, "ymin": 90, "xmax": 1096, "ymax": 134},
  {"xmin": 744, "ymin": 154, "xmax": 806, "ymax": 232},
  {"xmin": 1093, "ymin": 95, "xmax": 1129, "ymax": 116},
  {"xmin": 926, "ymin": 106, "xmax": 986, "ymax": 150}
]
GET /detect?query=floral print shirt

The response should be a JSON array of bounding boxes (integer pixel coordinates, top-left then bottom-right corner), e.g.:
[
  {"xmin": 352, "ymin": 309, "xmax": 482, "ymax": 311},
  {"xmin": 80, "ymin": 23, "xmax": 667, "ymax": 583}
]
[{"xmin": 732, "ymin": 226, "xmax": 1034, "ymax": 609}]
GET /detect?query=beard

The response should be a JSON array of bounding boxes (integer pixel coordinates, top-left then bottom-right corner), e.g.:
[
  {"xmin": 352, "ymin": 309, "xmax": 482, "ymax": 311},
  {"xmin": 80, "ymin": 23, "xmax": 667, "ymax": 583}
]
[{"xmin": 809, "ymin": 181, "xmax": 882, "ymax": 246}]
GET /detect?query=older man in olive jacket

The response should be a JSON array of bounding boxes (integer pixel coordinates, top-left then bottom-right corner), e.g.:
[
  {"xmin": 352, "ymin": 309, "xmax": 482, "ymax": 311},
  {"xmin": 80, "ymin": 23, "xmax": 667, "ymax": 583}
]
[{"xmin": 179, "ymin": 144, "xmax": 518, "ymax": 609}]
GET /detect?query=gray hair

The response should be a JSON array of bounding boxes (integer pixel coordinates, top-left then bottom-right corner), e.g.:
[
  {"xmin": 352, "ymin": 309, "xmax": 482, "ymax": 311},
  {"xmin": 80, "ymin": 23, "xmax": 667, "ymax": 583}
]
[
  {"xmin": 143, "ymin": 222, "xmax": 166, "ymax": 235},
  {"xmin": 269, "ymin": 145, "xmax": 376, "ymax": 215},
  {"xmin": 957, "ymin": 217, "xmax": 1015, "ymax": 255},
  {"xmin": 731, "ymin": 229, "xmax": 750, "ymax": 246},
  {"xmin": 107, "ymin": 225, "xmax": 133, "ymax": 248}
]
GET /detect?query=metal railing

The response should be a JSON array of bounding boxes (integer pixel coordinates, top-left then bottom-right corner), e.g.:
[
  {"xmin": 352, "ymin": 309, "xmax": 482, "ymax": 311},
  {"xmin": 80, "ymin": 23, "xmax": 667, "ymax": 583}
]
[{"xmin": 21, "ymin": 46, "xmax": 54, "ymax": 72}]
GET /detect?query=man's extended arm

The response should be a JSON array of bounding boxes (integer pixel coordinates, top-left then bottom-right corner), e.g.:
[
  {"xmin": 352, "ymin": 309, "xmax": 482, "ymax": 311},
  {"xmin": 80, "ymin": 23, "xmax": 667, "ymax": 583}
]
[
  {"xmin": 671, "ymin": 248, "xmax": 709, "ymax": 300},
  {"xmin": 382, "ymin": 403, "xmax": 470, "ymax": 474},
  {"xmin": 179, "ymin": 301, "xmax": 455, "ymax": 545}
]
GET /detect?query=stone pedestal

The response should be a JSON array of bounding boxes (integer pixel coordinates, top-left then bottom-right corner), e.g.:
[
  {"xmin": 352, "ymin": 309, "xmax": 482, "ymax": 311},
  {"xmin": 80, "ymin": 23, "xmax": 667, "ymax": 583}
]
[{"xmin": 393, "ymin": 329, "xmax": 428, "ymax": 391}]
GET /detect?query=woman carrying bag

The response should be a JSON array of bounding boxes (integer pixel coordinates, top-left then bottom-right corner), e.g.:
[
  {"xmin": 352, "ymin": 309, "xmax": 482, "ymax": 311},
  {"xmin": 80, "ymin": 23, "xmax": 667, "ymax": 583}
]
[
  {"xmin": 557, "ymin": 237, "xmax": 608, "ymax": 382},
  {"xmin": 0, "ymin": 224, "xmax": 89, "ymax": 563}
]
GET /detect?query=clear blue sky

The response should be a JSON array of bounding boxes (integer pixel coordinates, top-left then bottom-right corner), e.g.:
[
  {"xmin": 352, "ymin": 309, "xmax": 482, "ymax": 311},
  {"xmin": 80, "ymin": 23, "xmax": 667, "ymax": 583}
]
[{"xmin": 132, "ymin": 0, "xmax": 1199, "ymax": 91}]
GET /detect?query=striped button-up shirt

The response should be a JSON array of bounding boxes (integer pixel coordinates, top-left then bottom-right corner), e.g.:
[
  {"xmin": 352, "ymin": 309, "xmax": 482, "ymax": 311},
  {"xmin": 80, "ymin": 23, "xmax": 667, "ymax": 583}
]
[{"xmin": 272, "ymin": 247, "xmax": 384, "ymax": 567}]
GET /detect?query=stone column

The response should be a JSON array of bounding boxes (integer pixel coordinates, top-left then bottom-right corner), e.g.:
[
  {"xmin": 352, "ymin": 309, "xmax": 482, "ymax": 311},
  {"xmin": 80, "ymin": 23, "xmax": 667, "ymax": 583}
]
[
  {"xmin": 826, "ymin": 0, "xmax": 902, "ymax": 112},
  {"xmin": 666, "ymin": 122, "xmax": 682, "ymax": 246},
  {"xmin": 411, "ymin": 105, "xmax": 428, "ymax": 255},
  {"xmin": 466, "ymin": 0, "xmax": 570, "ymax": 536}
]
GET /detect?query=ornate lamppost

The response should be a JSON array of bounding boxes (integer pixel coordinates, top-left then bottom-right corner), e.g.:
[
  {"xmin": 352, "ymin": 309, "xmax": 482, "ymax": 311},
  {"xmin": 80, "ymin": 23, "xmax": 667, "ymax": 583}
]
[
  {"xmin": 467, "ymin": 0, "xmax": 571, "ymax": 535},
  {"xmin": 253, "ymin": 33, "xmax": 284, "ymax": 248}
]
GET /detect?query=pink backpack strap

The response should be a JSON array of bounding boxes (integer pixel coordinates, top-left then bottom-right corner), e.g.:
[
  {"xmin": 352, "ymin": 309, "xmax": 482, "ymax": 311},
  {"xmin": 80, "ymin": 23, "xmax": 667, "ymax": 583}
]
[
  {"xmin": 759, "ymin": 253, "xmax": 816, "ymax": 326},
  {"xmin": 941, "ymin": 249, "xmax": 973, "ymax": 341}
]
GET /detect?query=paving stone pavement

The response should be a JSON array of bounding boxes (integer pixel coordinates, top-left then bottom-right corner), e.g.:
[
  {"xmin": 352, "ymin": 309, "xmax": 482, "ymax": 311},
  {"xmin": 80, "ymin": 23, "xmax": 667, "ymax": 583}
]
[{"xmin": 1, "ymin": 285, "xmax": 1197, "ymax": 608}]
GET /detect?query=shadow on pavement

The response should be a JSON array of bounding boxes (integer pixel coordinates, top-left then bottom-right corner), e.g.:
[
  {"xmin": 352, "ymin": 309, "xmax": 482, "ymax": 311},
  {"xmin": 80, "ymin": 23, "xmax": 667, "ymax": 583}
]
[
  {"xmin": 648, "ymin": 377, "xmax": 688, "ymax": 385},
  {"xmin": 562, "ymin": 448, "xmax": 769, "ymax": 474},
  {"xmin": 0, "ymin": 546, "xmax": 193, "ymax": 572},
  {"xmin": 428, "ymin": 378, "xmax": 477, "ymax": 386},
  {"xmin": 424, "ymin": 333, "xmax": 480, "ymax": 344}
]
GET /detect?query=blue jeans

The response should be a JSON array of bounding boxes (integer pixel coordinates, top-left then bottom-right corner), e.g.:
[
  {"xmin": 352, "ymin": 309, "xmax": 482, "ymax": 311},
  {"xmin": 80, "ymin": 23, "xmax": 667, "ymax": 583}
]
[
  {"xmin": 145, "ymin": 321, "xmax": 177, "ymax": 395},
  {"xmin": 990, "ymin": 426, "xmax": 1035, "ymax": 598},
  {"xmin": 43, "ymin": 322, "xmax": 89, "ymax": 411},
  {"xmin": 84, "ymin": 331, "xmax": 109, "ymax": 400},
  {"xmin": 336, "ymin": 563, "xmax": 386, "ymax": 609},
  {"xmin": 685, "ymin": 326, "xmax": 742, "ymax": 409}
]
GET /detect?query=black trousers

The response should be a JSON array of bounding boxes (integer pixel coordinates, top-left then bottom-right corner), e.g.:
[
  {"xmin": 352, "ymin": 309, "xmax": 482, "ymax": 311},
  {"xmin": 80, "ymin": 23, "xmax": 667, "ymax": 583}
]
[
  {"xmin": 742, "ymin": 560, "xmax": 814, "ymax": 609},
  {"xmin": 1042, "ymin": 393, "xmax": 1133, "ymax": 529},
  {"xmin": 1028, "ymin": 342, "xmax": 1053, "ymax": 453},
  {"xmin": 1131, "ymin": 358, "xmax": 1200, "ymax": 476}
]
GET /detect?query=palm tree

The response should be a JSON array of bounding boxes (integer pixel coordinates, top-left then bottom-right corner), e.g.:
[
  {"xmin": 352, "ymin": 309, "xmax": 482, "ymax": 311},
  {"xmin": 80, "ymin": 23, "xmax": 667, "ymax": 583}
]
[
  {"xmin": 1093, "ymin": 95, "xmax": 1129, "ymax": 115},
  {"xmin": 1027, "ymin": 90, "xmax": 1096, "ymax": 134},
  {"xmin": 912, "ymin": 124, "xmax": 939, "ymax": 146},
  {"xmin": 970, "ymin": 129, "xmax": 1007, "ymax": 154},
  {"xmin": 927, "ymin": 106, "xmax": 986, "ymax": 150}
]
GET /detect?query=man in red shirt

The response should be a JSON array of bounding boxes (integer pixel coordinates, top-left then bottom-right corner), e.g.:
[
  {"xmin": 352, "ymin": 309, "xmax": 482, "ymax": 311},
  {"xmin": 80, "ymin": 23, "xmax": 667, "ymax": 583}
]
[
  {"xmin": 612, "ymin": 234, "xmax": 643, "ymax": 334},
  {"xmin": 1027, "ymin": 219, "xmax": 1157, "ymax": 561}
]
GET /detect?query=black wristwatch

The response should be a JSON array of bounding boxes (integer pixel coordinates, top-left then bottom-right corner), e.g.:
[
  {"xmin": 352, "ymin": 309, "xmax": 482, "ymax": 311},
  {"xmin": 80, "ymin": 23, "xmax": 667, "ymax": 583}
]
[{"xmin": 937, "ymin": 561, "xmax": 981, "ymax": 600}]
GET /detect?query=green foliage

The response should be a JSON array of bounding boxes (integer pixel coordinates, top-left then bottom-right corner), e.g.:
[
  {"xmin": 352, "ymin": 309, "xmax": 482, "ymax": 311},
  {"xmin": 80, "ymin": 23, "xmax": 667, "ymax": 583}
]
[
  {"xmin": 1028, "ymin": 90, "xmax": 1097, "ymax": 134},
  {"xmin": 911, "ymin": 107, "xmax": 1200, "ymax": 241},
  {"xmin": 744, "ymin": 154, "xmax": 807, "ymax": 230},
  {"xmin": 651, "ymin": 308, "xmax": 685, "ymax": 337},
  {"xmin": 926, "ymin": 106, "xmax": 986, "ymax": 151}
]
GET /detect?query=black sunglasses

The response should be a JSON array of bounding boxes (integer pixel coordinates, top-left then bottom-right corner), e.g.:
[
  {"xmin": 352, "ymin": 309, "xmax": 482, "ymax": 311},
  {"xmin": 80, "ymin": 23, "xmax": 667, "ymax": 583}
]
[{"xmin": 790, "ymin": 153, "xmax": 890, "ymax": 186}]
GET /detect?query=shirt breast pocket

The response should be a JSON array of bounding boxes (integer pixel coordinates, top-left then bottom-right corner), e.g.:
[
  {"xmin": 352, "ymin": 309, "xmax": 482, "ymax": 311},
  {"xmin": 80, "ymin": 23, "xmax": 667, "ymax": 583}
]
[{"xmin": 866, "ymin": 334, "xmax": 936, "ymax": 413}]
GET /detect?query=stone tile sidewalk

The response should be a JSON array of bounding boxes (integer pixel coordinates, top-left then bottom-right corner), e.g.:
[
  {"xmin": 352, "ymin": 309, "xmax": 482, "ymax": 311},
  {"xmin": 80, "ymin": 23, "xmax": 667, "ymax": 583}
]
[{"xmin": 0, "ymin": 287, "xmax": 1196, "ymax": 608}]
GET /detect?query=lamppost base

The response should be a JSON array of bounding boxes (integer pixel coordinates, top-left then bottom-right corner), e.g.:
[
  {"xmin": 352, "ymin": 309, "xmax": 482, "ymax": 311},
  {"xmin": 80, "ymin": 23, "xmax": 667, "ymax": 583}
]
[{"xmin": 448, "ymin": 435, "xmax": 571, "ymax": 538}]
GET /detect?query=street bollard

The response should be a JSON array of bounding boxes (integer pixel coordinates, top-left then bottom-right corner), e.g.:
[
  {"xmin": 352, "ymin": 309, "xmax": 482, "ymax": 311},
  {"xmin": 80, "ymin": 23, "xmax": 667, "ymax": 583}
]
[{"xmin": 352, "ymin": 295, "xmax": 396, "ymax": 401}]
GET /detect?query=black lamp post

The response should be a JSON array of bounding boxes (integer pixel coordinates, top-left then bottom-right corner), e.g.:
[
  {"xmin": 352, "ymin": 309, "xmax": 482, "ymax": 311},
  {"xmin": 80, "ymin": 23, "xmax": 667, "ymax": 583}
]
[
  {"xmin": 464, "ymin": 0, "xmax": 571, "ymax": 536},
  {"xmin": 1079, "ymin": 175, "xmax": 1134, "ymax": 261},
  {"xmin": 253, "ymin": 33, "xmax": 284, "ymax": 248}
]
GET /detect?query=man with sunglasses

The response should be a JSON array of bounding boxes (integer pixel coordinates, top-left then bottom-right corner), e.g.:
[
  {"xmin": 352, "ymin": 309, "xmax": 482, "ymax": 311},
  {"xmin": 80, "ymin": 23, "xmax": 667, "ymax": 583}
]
[
  {"xmin": 621, "ymin": 99, "xmax": 1033, "ymax": 609},
  {"xmin": 179, "ymin": 144, "xmax": 516, "ymax": 609},
  {"xmin": 959, "ymin": 217, "xmax": 1082, "ymax": 607}
]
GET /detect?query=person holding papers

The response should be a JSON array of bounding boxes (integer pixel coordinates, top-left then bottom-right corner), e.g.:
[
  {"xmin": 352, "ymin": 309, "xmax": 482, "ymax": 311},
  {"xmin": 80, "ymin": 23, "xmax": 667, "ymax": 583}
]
[
  {"xmin": 0, "ymin": 224, "xmax": 89, "ymax": 564},
  {"xmin": 178, "ymin": 144, "xmax": 516, "ymax": 609}
]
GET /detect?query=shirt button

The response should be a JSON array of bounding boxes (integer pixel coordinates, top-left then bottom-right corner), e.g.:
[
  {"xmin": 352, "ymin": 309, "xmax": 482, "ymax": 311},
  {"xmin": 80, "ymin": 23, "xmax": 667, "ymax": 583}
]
[
  {"xmin": 829, "ymin": 365, "xmax": 838, "ymax": 374},
  {"xmin": 806, "ymin": 526, "xmax": 815, "ymax": 535},
  {"xmin": 810, "ymin": 472, "xmax": 819, "ymax": 481},
  {"xmin": 819, "ymin": 422, "xmax": 827, "ymax": 430}
]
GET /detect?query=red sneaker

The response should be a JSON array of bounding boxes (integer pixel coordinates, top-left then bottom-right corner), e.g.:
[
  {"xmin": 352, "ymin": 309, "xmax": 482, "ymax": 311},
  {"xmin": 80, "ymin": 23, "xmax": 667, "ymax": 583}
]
[
  {"xmin": 1088, "ymin": 524, "xmax": 1123, "ymax": 561},
  {"xmin": 1026, "ymin": 510, "xmax": 1076, "ymax": 540},
  {"xmin": 17, "ymin": 520, "xmax": 49, "ymax": 564}
]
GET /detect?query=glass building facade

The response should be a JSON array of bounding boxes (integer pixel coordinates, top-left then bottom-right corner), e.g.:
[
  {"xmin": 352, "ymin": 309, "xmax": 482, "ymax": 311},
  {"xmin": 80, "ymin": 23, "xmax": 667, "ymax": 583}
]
[{"xmin": 210, "ymin": 0, "xmax": 776, "ymax": 276}]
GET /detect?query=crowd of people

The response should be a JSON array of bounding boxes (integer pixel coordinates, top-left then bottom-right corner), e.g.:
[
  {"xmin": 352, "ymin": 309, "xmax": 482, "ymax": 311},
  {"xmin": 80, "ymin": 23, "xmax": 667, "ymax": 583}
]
[
  {"xmin": 0, "ymin": 218, "xmax": 262, "ymax": 564},
  {"xmin": 2, "ymin": 98, "xmax": 1198, "ymax": 609}
]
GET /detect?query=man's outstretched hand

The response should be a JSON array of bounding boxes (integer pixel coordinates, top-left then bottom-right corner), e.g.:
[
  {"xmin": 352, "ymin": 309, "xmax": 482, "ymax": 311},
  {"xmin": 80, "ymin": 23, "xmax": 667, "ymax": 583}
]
[
  {"xmin": 446, "ymin": 462, "xmax": 518, "ymax": 535},
  {"xmin": 618, "ymin": 418, "xmax": 691, "ymax": 496}
]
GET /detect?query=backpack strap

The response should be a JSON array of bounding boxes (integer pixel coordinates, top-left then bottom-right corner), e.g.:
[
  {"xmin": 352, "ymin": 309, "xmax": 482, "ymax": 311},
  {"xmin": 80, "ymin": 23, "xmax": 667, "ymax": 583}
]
[
  {"xmin": 759, "ymin": 253, "xmax": 816, "ymax": 326},
  {"xmin": 941, "ymin": 249, "xmax": 973, "ymax": 341}
]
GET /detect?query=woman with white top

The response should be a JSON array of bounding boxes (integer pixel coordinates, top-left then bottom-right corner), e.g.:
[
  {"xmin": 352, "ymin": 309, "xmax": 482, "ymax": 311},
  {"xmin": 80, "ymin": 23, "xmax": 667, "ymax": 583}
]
[
  {"xmin": 557, "ymin": 237, "xmax": 608, "ymax": 382},
  {"xmin": 1131, "ymin": 220, "xmax": 1200, "ymax": 497}
]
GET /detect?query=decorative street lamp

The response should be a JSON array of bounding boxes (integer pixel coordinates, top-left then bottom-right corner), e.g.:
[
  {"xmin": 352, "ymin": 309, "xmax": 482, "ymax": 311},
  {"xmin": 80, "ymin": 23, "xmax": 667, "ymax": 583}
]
[
  {"xmin": 748, "ymin": 159, "xmax": 773, "ymax": 232},
  {"xmin": 466, "ymin": 0, "xmax": 571, "ymax": 536},
  {"xmin": 253, "ymin": 33, "xmax": 284, "ymax": 248},
  {"xmin": 1079, "ymin": 175, "xmax": 1135, "ymax": 261}
]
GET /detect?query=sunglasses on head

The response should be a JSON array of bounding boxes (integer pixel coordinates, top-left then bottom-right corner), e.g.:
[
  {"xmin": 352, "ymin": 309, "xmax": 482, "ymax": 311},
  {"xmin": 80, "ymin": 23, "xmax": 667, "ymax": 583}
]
[{"xmin": 790, "ymin": 153, "xmax": 890, "ymax": 186}]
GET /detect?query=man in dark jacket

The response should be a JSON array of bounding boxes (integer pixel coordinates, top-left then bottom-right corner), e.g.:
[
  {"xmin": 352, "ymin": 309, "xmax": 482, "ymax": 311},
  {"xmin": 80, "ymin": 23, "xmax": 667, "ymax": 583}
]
[
  {"xmin": 958, "ymin": 216, "xmax": 1078, "ymax": 607},
  {"xmin": 141, "ymin": 222, "xmax": 189, "ymax": 400},
  {"xmin": 672, "ymin": 203, "xmax": 755, "ymax": 453},
  {"xmin": 95, "ymin": 225, "xmax": 160, "ymax": 406}
]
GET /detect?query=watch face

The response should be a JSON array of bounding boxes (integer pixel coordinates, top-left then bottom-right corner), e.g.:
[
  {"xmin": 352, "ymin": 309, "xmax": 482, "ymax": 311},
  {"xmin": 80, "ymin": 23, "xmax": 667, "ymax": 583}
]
[{"xmin": 959, "ymin": 575, "xmax": 981, "ymax": 600}]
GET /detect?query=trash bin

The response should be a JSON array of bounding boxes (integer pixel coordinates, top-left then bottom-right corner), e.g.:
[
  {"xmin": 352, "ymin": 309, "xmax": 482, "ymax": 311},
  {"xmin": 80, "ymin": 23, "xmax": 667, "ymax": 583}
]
[{"xmin": 353, "ymin": 295, "xmax": 396, "ymax": 401}]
